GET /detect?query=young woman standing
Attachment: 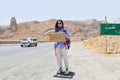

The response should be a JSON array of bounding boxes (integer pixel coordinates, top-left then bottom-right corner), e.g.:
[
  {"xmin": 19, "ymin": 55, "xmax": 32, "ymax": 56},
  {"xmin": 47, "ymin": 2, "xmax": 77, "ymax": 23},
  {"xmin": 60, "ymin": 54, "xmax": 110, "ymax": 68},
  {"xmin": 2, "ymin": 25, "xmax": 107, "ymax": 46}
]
[{"xmin": 54, "ymin": 20, "xmax": 70, "ymax": 74}]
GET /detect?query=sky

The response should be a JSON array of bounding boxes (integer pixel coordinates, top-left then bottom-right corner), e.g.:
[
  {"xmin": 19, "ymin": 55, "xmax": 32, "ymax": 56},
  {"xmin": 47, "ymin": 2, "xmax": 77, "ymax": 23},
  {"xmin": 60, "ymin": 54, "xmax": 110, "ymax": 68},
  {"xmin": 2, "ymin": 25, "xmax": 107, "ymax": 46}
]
[{"xmin": 0, "ymin": 0, "xmax": 120, "ymax": 24}]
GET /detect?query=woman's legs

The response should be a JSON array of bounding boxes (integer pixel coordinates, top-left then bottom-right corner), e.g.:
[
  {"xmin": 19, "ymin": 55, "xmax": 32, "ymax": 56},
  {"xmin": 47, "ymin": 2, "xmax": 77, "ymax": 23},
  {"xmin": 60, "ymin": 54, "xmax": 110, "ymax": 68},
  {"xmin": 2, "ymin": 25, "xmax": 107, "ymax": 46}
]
[
  {"xmin": 56, "ymin": 46, "xmax": 62, "ymax": 67},
  {"xmin": 61, "ymin": 48, "xmax": 69, "ymax": 67},
  {"xmin": 56, "ymin": 46, "xmax": 69, "ymax": 74},
  {"xmin": 61, "ymin": 48, "xmax": 69, "ymax": 74},
  {"xmin": 56, "ymin": 46, "xmax": 63, "ymax": 73}
]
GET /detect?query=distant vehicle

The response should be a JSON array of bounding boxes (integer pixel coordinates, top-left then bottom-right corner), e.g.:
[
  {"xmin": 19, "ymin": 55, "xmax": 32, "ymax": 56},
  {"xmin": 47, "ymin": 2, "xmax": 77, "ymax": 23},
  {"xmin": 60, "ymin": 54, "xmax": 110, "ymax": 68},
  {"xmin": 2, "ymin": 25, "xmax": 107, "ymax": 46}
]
[{"xmin": 21, "ymin": 38, "xmax": 37, "ymax": 47}]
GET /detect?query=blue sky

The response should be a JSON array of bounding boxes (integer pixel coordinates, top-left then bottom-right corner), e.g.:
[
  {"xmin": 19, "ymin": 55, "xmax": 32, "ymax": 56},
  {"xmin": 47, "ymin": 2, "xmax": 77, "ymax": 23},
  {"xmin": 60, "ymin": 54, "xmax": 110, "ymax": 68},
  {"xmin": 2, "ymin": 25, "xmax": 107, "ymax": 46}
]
[{"xmin": 0, "ymin": 0, "xmax": 120, "ymax": 24}]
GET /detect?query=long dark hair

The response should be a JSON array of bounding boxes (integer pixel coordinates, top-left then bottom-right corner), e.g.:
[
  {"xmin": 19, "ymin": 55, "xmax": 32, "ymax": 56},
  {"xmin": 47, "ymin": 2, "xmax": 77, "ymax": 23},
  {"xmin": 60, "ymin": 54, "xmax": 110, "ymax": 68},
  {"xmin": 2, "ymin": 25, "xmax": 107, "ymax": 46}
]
[{"xmin": 55, "ymin": 20, "xmax": 64, "ymax": 32}]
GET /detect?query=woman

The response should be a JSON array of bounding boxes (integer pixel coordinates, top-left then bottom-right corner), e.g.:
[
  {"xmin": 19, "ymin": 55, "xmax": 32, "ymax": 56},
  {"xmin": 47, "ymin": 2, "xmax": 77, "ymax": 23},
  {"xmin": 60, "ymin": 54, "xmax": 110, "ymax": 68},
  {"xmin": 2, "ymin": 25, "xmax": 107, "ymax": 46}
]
[{"xmin": 54, "ymin": 20, "xmax": 70, "ymax": 74}]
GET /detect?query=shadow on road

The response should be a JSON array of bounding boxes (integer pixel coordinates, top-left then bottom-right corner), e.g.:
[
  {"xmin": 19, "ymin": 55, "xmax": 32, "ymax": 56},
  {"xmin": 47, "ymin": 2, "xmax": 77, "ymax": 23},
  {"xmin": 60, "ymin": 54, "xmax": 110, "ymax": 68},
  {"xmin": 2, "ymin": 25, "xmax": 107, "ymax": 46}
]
[{"xmin": 53, "ymin": 71, "xmax": 75, "ymax": 79}]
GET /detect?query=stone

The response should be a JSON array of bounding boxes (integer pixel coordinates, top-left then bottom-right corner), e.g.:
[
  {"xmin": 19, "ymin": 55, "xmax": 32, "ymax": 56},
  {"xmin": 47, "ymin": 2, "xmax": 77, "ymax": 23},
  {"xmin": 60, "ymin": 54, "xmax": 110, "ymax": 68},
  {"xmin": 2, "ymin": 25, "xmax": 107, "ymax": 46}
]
[{"xmin": 10, "ymin": 17, "xmax": 17, "ymax": 31}]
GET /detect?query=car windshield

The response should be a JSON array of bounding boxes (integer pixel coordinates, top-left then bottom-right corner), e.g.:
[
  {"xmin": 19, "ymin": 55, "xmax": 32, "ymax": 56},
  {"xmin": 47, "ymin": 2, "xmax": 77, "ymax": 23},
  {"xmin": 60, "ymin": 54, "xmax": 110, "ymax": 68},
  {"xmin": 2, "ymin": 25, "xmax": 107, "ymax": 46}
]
[
  {"xmin": 30, "ymin": 39, "xmax": 33, "ymax": 41},
  {"xmin": 33, "ymin": 39, "xmax": 37, "ymax": 41},
  {"xmin": 22, "ymin": 38, "xmax": 27, "ymax": 41}
]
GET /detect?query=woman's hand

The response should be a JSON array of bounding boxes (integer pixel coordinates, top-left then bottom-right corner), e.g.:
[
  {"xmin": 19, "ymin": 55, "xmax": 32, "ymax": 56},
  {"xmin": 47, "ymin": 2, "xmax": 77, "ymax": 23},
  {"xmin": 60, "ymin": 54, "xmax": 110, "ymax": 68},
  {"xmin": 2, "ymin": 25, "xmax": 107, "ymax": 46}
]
[{"xmin": 65, "ymin": 35, "xmax": 69, "ymax": 39}]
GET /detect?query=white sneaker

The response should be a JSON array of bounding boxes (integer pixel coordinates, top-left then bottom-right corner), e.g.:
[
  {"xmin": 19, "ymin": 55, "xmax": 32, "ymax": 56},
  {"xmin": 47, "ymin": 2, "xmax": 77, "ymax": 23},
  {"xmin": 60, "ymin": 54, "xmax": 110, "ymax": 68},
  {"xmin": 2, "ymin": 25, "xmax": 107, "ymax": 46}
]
[
  {"xmin": 65, "ymin": 67, "xmax": 69, "ymax": 74},
  {"xmin": 57, "ymin": 67, "xmax": 62, "ymax": 74}
]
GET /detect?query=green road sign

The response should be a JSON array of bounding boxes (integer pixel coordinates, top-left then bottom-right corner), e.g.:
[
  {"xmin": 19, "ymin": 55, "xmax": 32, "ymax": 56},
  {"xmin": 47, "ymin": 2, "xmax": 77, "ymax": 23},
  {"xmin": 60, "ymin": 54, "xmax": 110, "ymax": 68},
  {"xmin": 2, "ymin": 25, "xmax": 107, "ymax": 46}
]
[{"xmin": 100, "ymin": 23, "xmax": 120, "ymax": 35}]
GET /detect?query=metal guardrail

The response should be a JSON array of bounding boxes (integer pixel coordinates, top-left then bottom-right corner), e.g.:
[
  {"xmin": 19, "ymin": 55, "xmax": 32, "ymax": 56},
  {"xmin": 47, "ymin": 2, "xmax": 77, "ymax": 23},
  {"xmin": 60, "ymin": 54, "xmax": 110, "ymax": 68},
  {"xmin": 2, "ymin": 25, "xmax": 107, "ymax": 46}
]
[
  {"xmin": 0, "ymin": 41, "xmax": 49, "ymax": 44},
  {"xmin": 0, "ymin": 41, "xmax": 20, "ymax": 44}
]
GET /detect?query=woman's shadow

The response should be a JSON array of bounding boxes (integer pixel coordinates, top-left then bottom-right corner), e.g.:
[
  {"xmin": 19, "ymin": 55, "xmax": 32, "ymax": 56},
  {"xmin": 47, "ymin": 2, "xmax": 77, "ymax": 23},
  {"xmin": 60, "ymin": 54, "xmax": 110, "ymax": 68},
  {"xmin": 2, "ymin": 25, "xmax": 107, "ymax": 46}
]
[{"xmin": 53, "ymin": 71, "xmax": 75, "ymax": 79}]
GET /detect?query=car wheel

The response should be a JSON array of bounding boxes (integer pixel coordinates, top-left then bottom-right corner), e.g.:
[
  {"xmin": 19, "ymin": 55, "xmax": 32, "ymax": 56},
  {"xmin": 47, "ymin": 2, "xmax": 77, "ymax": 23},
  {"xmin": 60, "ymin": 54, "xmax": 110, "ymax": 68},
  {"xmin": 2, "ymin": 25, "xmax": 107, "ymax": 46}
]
[
  {"xmin": 28, "ymin": 44, "xmax": 31, "ymax": 47},
  {"xmin": 21, "ymin": 45, "xmax": 23, "ymax": 47},
  {"xmin": 35, "ymin": 43, "xmax": 37, "ymax": 46}
]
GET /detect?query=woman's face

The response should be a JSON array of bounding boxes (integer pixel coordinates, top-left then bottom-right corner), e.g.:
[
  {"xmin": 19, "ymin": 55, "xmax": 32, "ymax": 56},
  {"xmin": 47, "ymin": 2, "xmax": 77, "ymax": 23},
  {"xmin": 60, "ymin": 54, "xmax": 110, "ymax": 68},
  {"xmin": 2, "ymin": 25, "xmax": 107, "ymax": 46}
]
[{"xmin": 57, "ymin": 21, "xmax": 63, "ymax": 28}]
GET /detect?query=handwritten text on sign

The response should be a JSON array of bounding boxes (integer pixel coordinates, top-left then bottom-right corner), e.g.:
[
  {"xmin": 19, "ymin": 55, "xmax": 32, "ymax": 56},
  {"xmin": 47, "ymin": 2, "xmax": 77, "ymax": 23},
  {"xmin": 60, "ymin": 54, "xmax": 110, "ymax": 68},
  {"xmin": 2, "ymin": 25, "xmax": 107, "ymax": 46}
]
[{"xmin": 49, "ymin": 32, "xmax": 66, "ymax": 42}]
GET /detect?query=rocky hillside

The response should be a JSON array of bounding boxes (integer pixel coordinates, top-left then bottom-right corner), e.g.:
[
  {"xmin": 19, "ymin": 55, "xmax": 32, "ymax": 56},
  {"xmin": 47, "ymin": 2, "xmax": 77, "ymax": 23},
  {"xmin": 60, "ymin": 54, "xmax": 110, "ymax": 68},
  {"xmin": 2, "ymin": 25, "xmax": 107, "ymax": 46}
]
[{"xmin": 0, "ymin": 18, "xmax": 100, "ymax": 41}]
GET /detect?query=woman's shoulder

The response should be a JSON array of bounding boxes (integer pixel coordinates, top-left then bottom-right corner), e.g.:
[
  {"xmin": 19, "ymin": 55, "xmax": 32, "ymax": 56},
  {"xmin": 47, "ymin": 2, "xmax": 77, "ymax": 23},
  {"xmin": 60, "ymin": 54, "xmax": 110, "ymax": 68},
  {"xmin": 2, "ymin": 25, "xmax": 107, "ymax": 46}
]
[
  {"xmin": 63, "ymin": 27, "xmax": 69, "ymax": 32},
  {"xmin": 63, "ymin": 27, "xmax": 68, "ymax": 30}
]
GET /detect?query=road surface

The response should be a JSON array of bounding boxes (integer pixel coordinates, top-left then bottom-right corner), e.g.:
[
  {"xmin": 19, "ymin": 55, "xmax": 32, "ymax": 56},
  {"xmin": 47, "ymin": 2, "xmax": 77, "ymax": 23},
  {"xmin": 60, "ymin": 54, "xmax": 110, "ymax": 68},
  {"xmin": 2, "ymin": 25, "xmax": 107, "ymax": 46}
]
[{"xmin": 0, "ymin": 42, "xmax": 120, "ymax": 80}]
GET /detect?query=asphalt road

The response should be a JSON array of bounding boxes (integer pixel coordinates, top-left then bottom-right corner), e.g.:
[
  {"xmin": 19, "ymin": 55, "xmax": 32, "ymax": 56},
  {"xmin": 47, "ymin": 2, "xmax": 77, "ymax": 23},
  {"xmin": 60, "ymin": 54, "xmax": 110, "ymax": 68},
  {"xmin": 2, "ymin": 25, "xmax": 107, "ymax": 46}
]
[{"xmin": 0, "ymin": 42, "xmax": 120, "ymax": 80}]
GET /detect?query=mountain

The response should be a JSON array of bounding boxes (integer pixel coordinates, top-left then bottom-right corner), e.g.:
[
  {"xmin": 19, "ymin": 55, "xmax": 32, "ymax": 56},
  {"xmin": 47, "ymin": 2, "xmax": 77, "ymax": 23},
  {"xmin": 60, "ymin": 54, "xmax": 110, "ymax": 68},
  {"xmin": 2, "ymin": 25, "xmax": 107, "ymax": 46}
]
[{"xmin": 0, "ymin": 19, "xmax": 100, "ymax": 41}]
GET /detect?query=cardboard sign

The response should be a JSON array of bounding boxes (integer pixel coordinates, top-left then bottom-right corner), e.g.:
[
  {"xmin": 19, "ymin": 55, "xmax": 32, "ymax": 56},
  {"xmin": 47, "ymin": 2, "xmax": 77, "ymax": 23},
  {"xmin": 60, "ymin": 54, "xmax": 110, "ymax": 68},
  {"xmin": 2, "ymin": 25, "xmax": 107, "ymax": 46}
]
[{"xmin": 49, "ymin": 32, "xmax": 65, "ymax": 42}]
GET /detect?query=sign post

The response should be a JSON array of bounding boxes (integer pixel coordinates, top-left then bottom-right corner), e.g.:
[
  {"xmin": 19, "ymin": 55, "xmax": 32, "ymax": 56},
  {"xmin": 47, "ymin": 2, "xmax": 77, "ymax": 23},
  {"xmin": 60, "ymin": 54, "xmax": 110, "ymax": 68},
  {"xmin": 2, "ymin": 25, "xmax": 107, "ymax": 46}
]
[{"xmin": 105, "ymin": 16, "xmax": 108, "ymax": 54}]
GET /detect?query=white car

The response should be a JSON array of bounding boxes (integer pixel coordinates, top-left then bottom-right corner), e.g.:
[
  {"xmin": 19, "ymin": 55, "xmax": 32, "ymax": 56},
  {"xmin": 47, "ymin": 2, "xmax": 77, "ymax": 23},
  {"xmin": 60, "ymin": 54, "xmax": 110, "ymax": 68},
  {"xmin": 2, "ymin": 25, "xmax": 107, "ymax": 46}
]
[{"xmin": 21, "ymin": 38, "xmax": 37, "ymax": 47}]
